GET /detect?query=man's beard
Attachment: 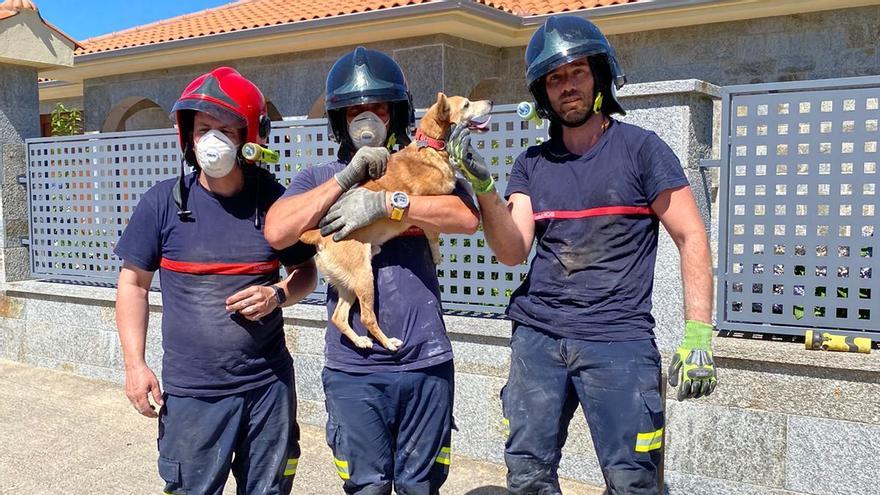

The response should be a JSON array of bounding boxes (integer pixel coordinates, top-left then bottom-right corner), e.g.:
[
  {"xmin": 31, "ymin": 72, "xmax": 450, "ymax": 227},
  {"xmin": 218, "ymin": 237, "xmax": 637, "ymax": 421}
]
[
  {"xmin": 555, "ymin": 94, "xmax": 593, "ymax": 128},
  {"xmin": 560, "ymin": 109, "xmax": 592, "ymax": 128}
]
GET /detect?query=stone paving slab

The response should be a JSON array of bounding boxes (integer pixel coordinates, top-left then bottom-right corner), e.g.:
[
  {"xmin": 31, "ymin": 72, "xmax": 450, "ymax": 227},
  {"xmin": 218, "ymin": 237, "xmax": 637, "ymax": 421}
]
[{"xmin": 0, "ymin": 360, "xmax": 602, "ymax": 494}]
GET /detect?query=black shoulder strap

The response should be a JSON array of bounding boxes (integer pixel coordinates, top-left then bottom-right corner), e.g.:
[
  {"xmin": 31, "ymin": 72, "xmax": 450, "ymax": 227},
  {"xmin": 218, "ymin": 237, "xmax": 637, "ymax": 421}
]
[{"xmin": 173, "ymin": 152, "xmax": 192, "ymax": 219}]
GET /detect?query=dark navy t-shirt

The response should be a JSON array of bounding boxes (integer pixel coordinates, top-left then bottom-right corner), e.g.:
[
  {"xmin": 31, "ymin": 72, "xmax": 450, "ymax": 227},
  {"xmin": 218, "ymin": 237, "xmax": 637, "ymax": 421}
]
[
  {"xmin": 284, "ymin": 161, "xmax": 474, "ymax": 373},
  {"xmin": 504, "ymin": 120, "xmax": 689, "ymax": 341},
  {"xmin": 114, "ymin": 171, "xmax": 315, "ymax": 396}
]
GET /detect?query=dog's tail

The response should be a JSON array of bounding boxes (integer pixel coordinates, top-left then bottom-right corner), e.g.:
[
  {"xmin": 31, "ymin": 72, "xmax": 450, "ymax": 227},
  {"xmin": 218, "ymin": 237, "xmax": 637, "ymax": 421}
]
[{"xmin": 299, "ymin": 229, "xmax": 323, "ymax": 245}]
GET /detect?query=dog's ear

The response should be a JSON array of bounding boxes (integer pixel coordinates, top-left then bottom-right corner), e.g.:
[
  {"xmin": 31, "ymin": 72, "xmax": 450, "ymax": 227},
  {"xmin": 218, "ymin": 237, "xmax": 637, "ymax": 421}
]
[{"xmin": 435, "ymin": 92, "xmax": 449, "ymax": 120}]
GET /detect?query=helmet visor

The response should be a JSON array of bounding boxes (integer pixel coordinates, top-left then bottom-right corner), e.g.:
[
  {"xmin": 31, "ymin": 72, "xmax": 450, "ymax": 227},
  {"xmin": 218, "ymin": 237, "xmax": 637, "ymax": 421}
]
[
  {"xmin": 171, "ymin": 98, "xmax": 246, "ymax": 129},
  {"xmin": 527, "ymin": 41, "xmax": 610, "ymax": 86},
  {"xmin": 326, "ymin": 87, "xmax": 409, "ymax": 112}
]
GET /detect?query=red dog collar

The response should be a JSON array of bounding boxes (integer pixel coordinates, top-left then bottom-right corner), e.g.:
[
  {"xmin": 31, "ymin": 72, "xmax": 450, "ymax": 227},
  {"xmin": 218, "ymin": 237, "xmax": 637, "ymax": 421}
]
[{"xmin": 414, "ymin": 129, "xmax": 446, "ymax": 151}]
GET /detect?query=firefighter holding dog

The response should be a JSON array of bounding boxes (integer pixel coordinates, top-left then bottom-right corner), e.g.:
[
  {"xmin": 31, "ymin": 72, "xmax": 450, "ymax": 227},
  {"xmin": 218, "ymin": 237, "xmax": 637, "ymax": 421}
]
[
  {"xmin": 114, "ymin": 68, "xmax": 317, "ymax": 494},
  {"xmin": 264, "ymin": 47, "xmax": 479, "ymax": 494},
  {"xmin": 447, "ymin": 16, "xmax": 716, "ymax": 494}
]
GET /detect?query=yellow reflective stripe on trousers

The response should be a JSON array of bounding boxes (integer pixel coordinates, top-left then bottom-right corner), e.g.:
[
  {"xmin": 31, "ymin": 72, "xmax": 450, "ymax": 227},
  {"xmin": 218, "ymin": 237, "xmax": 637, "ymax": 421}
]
[
  {"xmin": 334, "ymin": 457, "xmax": 351, "ymax": 480},
  {"xmin": 503, "ymin": 417, "xmax": 510, "ymax": 438},
  {"xmin": 284, "ymin": 457, "xmax": 299, "ymax": 476},
  {"xmin": 435, "ymin": 446, "xmax": 452, "ymax": 466},
  {"xmin": 634, "ymin": 427, "xmax": 663, "ymax": 452}
]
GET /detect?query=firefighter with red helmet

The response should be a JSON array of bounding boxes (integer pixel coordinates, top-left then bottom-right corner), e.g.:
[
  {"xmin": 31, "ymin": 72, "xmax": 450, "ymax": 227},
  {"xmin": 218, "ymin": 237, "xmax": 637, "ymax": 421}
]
[{"xmin": 114, "ymin": 67, "xmax": 317, "ymax": 494}]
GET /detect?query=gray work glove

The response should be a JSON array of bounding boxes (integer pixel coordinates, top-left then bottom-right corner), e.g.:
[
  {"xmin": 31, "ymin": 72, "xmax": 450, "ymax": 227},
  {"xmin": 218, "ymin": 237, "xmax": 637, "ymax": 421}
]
[
  {"xmin": 333, "ymin": 147, "xmax": 390, "ymax": 191},
  {"xmin": 447, "ymin": 123, "xmax": 494, "ymax": 194},
  {"xmin": 319, "ymin": 188, "xmax": 388, "ymax": 241}
]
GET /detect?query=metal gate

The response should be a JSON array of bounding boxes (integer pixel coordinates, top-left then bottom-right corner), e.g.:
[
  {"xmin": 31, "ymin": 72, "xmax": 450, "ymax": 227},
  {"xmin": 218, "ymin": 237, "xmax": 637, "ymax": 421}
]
[
  {"xmin": 25, "ymin": 104, "xmax": 543, "ymax": 314},
  {"xmin": 716, "ymin": 76, "xmax": 879, "ymax": 338}
]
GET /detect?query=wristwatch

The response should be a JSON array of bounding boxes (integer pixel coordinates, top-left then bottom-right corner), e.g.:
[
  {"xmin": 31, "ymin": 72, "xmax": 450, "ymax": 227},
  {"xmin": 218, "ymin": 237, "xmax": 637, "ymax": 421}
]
[
  {"xmin": 271, "ymin": 285, "xmax": 287, "ymax": 305},
  {"xmin": 389, "ymin": 191, "xmax": 410, "ymax": 221}
]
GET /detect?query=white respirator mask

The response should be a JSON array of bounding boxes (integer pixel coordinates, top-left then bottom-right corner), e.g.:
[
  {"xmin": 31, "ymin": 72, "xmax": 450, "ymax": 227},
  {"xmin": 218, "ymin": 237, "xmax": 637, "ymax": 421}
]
[
  {"xmin": 195, "ymin": 129, "xmax": 238, "ymax": 178},
  {"xmin": 348, "ymin": 111, "xmax": 388, "ymax": 149}
]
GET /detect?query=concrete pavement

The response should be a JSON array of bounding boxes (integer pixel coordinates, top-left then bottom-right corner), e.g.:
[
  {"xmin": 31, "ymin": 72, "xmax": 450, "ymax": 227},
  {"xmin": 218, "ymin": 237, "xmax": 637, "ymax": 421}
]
[{"xmin": 0, "ymin": 360, "xmax": 602, "ymax": 494}]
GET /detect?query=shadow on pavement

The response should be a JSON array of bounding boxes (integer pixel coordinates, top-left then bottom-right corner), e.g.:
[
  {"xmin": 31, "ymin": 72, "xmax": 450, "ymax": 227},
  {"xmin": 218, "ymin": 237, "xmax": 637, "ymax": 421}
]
[{"xmin": 463, "ymin": 486, "xmax": 508, "ymax": 495}]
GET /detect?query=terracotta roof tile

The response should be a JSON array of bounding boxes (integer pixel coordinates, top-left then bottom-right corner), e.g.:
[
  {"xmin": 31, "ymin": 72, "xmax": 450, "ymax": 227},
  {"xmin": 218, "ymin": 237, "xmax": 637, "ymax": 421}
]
[
  {"xmin": 478, "ymin": 0, "xmax": 641, "ymax": 15},
  {"xmin": 76, "ymin": 0, "xmax": 647, "ymax": 55}
]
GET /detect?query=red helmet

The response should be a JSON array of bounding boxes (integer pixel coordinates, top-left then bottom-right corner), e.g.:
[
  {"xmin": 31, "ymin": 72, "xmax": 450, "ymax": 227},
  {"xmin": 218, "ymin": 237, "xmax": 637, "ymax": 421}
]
[{"xmin": 171, "ymin": 67, "xmax": 271, "ymax": 164}]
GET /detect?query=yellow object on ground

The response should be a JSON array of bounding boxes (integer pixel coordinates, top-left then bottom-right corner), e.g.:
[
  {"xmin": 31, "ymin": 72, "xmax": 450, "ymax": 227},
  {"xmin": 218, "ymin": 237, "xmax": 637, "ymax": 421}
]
[{"xmin": 805, "ymin": 330, "xmax": 871, "ymax": 354}]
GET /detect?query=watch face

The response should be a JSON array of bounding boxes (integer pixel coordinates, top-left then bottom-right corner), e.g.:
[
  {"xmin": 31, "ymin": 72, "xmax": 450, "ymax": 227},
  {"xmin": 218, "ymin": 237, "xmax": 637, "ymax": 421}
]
[{"xmin": 391, "ymin": 191, "xmax": 409, "ymax": 208}]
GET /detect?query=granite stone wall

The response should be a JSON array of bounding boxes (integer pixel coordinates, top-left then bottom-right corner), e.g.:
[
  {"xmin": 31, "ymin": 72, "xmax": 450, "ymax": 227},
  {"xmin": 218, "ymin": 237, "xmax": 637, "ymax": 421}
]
[
  {"xmin": 0, "ymin": 63, "xmax": 38, "ymax": 284},
  {"xmin": 1, "ymin": 281, "xmax": 877, "ymax": 495},
  {"xmin": 82, "ymin": 35, "xmax": 502, "ymax": 132},
  {"xmin": 493, "ymin": 5, "xmax": 880, "ymax": 105}
]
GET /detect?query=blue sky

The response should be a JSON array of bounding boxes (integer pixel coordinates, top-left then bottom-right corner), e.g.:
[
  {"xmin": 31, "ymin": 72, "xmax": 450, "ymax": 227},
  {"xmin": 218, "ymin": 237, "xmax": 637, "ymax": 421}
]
[{"xmin": 36, "ymin": 0, "xmax": 232, "ymax": 41}]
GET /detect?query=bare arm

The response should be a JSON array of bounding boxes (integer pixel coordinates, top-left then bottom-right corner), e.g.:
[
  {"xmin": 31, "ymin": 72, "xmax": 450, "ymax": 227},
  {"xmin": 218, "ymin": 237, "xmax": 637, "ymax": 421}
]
[
  {"xmin": 264, "ymin": 178, "xmax": 344, "ymax": 249},
  {"xmin": 116, "ymin": 262, "xmax": 163, "ymax": 418},
  {"xmin": 652, "ymin": 185, "xmax": 713, "ymax": 323},
  {"xmin": 225, "ymin": 258, "xmax": 318, "ymax": 320},
  {"xmin": 476, "ymin": 191, "xmax": 535, "ymax": 266},
  {"xmin": 399, "ymin": 191, "xmax": 480, "ymax": 235},
  {"xmin": 278, "ymin": 258, "xmax": 318, "ymax": 306},
  {"xmin": 265, "ymin": 147, "xmax": 391, "ymax": 249}
]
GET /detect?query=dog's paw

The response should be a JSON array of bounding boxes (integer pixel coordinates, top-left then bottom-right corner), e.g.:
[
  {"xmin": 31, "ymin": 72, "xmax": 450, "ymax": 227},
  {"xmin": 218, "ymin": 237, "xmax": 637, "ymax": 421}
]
[
  {"xmin": 432, "ymin": 254, "xmax": 442, "ymax": 265},
  {"xmin": 353, "ymin": 336, "xmax": 373, "ymax": 349},
  {"xmin": 385, "ymin": 338, "xmax": 403, "ymax": 352}
]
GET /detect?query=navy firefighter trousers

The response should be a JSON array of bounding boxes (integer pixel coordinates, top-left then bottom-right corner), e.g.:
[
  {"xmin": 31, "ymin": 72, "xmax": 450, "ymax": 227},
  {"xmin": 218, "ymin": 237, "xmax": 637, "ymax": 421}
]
[
  {"xmin": 502, "ymin": 325, "xmax": 664, "ymax": 495},
  {"xmin": 322, "ymin": 361, "xmax": 454, "ymax": 495}
]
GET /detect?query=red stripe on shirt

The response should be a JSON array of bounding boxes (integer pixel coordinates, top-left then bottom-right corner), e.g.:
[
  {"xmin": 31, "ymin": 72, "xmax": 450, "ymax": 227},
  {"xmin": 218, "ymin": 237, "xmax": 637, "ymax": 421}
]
[
  {"xmin": 533, "ymin": 206, "xmax": 654, "ymax": 221},
  {"xmin": 160, "ymin": 258, "xmax": 280, "ymax": 275},
  {"xmin": 398, "ymin": 226, "xmax": 425, "ymax": 237}
]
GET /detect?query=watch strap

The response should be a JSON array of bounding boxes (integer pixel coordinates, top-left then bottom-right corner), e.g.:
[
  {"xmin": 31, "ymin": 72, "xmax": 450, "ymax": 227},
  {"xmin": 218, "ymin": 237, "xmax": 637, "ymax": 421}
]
[{"xmin": 272, "ymin": 285, "xmax": 287, "ymax": 305}]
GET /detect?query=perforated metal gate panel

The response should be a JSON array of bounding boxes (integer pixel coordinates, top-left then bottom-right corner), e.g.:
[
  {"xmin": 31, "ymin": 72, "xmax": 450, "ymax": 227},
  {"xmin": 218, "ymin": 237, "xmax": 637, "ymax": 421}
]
[
  {"xmin": 26, "ymin": 104, "xmax": 543, "ymax": 314},
  {"xmin": 716, "ymin": 77, "xmax": 879, "ymax": 337}
]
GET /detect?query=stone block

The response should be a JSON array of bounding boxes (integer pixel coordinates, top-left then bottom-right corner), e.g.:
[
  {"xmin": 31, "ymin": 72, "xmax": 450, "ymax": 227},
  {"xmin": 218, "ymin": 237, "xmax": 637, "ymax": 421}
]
[
  {"xmin": 453, "ymin": 371, "xmax": 492, "ymax": 460},
  {"xmin": 0, "ymin": 315, "xmax": 26, "ymax": 361},
  {"xmin": 293, "ymin": 353, "xmax": 325, "ymax": 402},
  {"xmin": 558, "ymin": 451, "xmax": 604, "ymax": 488},
  {"xmin": 484, "ymin": 376, "xmax": 506, "ymax": 464},
  {"xmin": 451, "ymin": 339, "xmax": 510, "ymax": 378},
  {"xmin": 25, "ymin": 297, "xmax": 115, "ymax": 333},
  {"xmin": 785, "ymin": 416, "xmax": 880, "ymax": 495},
  {"xmin": 665, "ymin": 472, "xmax": 806, "ymax": 495},
  {"xmin": 73, "ymin": 362, "xmax": 125, "ymax": 385},
  {"xmin": 0, "ymin": 295, "xmax": 25, "ymax": 319},
  {"xmin": 445, "ymin": 314, "xmax": 510, "ymax": 340},
  {"xmin": 558, "ymin": 410, "xmax": 604, "ymax": 487},
  {"xmin": 1, "ymin": 141, "xmax": 27, "ymax": 188},
  {"xmin": 689, "ymin": 363, "xmax": 880, "ymax": 425},
  {"xmin": 392, "ymin": 44, "xmax": 446, "ymax": 108},
  {"xmin": 294, "ymin": 325, "xmax": 326, "ymax": 356},
  {"xmin": 1, "ymin": 247, "xmax": 29, "ymax": 283},
  {"xmin": 444, "ymin": 44, "xmax": 500, "ymax": 100},
  {"xmin": 652, "ymin": 230, "xmax": 685, "ymax": 353},
  {"xmin": 665, "ymin": 401, "xmax": 786, "ymax": 488},
  {"xmin": 0, "ymin": 64, "xmax": 39, "ymax": 140},
  {"xmin": 23, "ymin": 320, "xmax": 123, "ymax": 369},
  {"xmin": 296, "ymin": 398, "xmax": 328, "ymax": 428}
]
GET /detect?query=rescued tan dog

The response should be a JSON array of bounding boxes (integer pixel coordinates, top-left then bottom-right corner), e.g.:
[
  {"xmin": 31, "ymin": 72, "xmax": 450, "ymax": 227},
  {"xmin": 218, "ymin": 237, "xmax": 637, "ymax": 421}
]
[{"xmin": 300, "ymin": 92, "xmax": 492, "ymax": 351}]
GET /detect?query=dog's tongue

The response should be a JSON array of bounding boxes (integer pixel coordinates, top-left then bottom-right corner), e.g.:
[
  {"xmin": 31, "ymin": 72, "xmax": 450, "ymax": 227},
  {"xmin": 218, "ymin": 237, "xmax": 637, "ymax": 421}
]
[{"xmin": 468, "ymin": 115, "xmax": 491, "ymax": 130}]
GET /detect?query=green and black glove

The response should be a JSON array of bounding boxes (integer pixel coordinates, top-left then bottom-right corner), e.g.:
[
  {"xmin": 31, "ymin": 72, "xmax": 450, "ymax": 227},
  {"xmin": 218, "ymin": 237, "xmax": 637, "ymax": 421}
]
[
  {"xmin": 668, "ymin": 320, "xmax": 718, "ymax": 401},
  {"xmin": 447, "ymin": 123, "xmax": 495, "ymax": 194}
]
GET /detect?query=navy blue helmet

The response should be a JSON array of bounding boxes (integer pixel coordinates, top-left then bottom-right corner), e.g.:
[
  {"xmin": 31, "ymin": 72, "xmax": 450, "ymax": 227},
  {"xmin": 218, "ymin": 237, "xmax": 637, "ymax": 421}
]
[
  {"xmin": 526, "ymin": 15, "xmax": 627, "ymax": 120},
  {"xmin": 325, "ymin": 47, "xmax": 414, "ymax": 154}
]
